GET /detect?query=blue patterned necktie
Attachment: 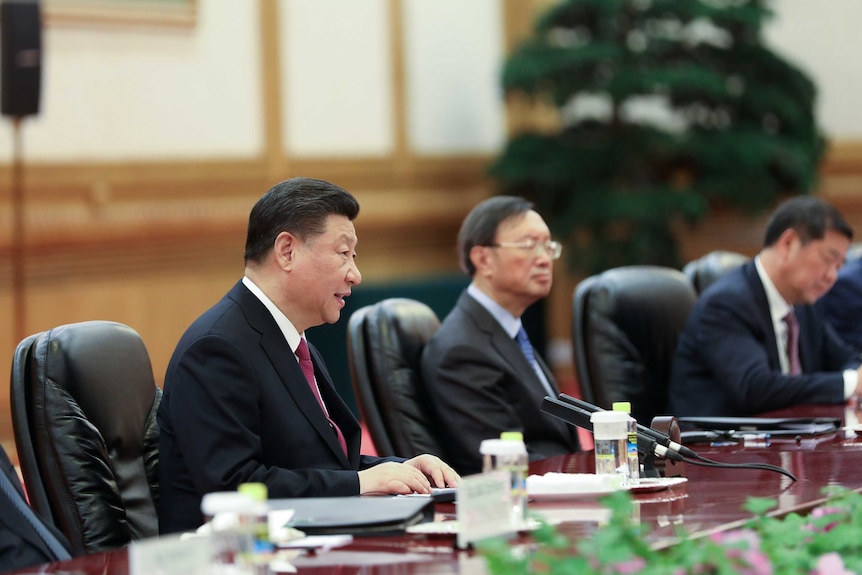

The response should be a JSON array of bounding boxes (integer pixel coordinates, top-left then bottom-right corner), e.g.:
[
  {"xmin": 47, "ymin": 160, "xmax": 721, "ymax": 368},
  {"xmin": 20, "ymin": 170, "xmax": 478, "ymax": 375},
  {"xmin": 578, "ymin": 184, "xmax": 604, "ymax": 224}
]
[
  {"xmin": 0, "ymin": 467, "xmax": 71, "ymax": 561},
  {"xmin": 515, "ymin": 327, "xmax": 556, "ymax": 397}
]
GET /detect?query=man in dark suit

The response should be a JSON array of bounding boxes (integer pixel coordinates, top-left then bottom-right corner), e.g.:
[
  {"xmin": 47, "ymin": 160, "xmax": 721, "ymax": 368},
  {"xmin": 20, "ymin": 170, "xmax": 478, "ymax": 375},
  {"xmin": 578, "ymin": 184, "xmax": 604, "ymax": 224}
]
[
  {"xmin": 669, "ymin": 196, "xmax": 862, "ymax": 417},
  {"xmin": 158, "ymin": 178, "xmax": 458, "ymax": 534},
  {"xmin": 421, "ymin": 196, "xmax": 579, "ymax": 475},
  {"xmin": 818, "ymin": 254, "xmax": 862, "ymax": 351},
  {"xmin": 0, "ymin": 445, "xmax": 72, "ymax": 571}
]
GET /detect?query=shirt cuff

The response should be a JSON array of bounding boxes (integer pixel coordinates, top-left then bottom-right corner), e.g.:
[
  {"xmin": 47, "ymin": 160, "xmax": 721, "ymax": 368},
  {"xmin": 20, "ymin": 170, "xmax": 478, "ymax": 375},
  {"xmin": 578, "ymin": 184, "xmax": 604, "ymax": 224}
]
[{"xmin": 843, "ymin": 369, "xmax": 858, "ymax": 399}]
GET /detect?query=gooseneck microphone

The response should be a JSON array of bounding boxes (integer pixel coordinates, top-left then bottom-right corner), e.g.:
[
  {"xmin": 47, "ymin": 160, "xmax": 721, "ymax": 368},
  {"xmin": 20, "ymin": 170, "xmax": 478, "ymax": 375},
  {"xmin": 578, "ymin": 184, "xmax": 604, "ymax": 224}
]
[
  {"xmin": 541, "ymin": 396, "xmax": 685, "ymax": 463},
  {"xmin": 541, "ymin": 394, "xmax": 798, "ymax": 482},
  {"xmin": 557, "ymin": 394, "xmax": 699, "ymax": 459}
]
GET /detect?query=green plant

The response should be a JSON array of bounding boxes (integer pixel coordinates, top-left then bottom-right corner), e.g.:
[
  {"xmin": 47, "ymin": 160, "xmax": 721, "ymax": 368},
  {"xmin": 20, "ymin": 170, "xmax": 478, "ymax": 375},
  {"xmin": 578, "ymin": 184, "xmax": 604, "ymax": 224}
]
[
  {"xmin": 490, "ymin": 0, "xmax": 825, "ymax": 273},
  {"xmin": 480, "ymin": 487, "xmax": 862, "ymax": 574}
]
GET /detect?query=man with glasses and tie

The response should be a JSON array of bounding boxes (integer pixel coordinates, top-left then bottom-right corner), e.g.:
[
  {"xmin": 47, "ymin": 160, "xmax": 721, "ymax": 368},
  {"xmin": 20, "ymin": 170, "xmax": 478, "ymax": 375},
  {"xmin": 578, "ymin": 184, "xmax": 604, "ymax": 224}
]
[
  {"xmin": 422, "ymin": 196, "xmax": 580, "ymax": 475},
  {"xmin": 669, "ymin": 196, "xmax": 862, "ymax": 417},
  {"xmin": 157, "ymin": 178, "xmax": 458, "ymax": 534}
]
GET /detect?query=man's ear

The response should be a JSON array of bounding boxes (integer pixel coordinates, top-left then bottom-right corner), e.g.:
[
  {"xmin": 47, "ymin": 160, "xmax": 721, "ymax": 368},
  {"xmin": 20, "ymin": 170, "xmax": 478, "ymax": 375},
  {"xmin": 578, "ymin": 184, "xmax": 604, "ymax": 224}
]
[
  {"xmin": 470, "ymin": 245, "xmax": 492, "ymax": 276},
  {"xmin": 777, "ymin": 228, "xmax": 800, "ymax": 259},
  {"xmin": 273, "ymin": 231, "xmax": 297, "ymax": 270}
]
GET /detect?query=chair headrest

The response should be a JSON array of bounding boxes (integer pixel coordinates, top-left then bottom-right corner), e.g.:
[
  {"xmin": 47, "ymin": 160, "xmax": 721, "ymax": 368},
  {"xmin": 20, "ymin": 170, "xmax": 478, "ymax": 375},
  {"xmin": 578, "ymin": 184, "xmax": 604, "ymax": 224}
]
[{"xmin": 34, "ymin": 321, "xmax": 157, "ymax": 455}]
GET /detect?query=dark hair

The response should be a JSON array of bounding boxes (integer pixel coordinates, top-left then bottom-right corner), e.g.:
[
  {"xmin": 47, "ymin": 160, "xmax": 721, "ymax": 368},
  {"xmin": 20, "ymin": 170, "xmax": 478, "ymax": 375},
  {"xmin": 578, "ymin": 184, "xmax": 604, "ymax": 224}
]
[
  {"xmin": 457, "ymin": 196, "xmax": 534, "ymax": 276},
  {"xmin": 244, "ymin": 177, "xmax": 359, "ymax": 263},
  {"xmin": 763, "ymin": 196, "xmax": 853, "ymax": 248}
]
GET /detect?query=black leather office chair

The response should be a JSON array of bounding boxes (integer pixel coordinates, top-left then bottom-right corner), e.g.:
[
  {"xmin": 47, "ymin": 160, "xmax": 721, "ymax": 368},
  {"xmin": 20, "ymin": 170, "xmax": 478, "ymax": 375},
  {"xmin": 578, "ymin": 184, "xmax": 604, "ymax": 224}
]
[
  {"xmin": 572, "ymin": 266, "xmax": 697, "ymax": 426},
  {"xmin": 347, "ymin": 298, "xmax": 446, "ymax": 459},
  {"xmin": 682, "ymin": 250, "xmax": 748, "ymax": 294},
  {"xmin": 10, "ymin": 321, "xmax": 161, "ymax": 555}
]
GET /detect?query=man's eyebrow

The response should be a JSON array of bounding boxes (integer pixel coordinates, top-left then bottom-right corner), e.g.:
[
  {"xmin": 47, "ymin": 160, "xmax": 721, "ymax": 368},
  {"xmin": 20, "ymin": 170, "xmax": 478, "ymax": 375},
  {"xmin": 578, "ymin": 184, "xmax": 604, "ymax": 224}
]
[{"xmin": 825, "ymin": 247, "xmax": 842, "ymax": 260}]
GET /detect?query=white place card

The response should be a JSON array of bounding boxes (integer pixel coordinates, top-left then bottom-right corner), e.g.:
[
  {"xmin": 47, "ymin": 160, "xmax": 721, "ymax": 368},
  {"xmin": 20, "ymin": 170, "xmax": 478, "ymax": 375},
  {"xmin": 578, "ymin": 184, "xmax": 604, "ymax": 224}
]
[
  {"xmin": 129, "ymin": 533, "xmax": 212, "ymax": 575},
  {"xmin": 456, "ymin": 470, "xmax": 514, "ymax": 549}
]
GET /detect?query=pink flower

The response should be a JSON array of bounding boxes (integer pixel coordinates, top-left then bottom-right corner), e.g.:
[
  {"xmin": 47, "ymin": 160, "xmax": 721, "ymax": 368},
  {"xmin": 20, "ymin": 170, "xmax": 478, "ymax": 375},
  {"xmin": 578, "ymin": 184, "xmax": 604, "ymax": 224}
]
[
  {"xmin": 707, "ymin": 529, "xmax": 772, "ymax": 575},
  {"xmin": 612, "ymin": 557, "xmax": 646, "ymax": 574},
  {"xmin": 811, "ymin": 552, "xmax": 854, "ymax": 575},
  {"xmin": 808, "ymin": 506, "xmax": 848, "ymax": 533}
]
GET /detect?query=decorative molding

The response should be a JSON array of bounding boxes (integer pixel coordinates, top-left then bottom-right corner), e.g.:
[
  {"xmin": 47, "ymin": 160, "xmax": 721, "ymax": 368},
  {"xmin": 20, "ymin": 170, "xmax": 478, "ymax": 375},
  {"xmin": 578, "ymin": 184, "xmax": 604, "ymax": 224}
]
[{"xmin": 44, "ymin": 0, "xmax": 196, "ymax": 28}]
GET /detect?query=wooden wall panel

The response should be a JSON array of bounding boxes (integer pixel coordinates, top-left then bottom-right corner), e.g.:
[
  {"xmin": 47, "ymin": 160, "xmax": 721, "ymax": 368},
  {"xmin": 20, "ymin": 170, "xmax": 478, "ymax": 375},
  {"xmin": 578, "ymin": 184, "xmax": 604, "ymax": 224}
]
[{"xmin": 0, "ymin": 163, "xmax": 491, "ymax": 445}]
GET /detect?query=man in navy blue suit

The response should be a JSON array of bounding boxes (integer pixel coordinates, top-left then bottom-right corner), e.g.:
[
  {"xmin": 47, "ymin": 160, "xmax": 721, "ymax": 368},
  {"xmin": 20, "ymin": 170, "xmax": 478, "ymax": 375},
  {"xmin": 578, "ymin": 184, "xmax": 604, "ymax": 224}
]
[
  {"xmin": 669, "ymin": 196, "xmax": 862, "ymax": 417},
  {"xmin": 818, "ymin": 254, "xmax": 862, "ymax": 351},
  {"xmin": 0, "ymin": 445, "xmax": 72, "ymax": 571},
  {"xmin": 158, "ymin": 178, "xmax": 458, "ymax": 534}
]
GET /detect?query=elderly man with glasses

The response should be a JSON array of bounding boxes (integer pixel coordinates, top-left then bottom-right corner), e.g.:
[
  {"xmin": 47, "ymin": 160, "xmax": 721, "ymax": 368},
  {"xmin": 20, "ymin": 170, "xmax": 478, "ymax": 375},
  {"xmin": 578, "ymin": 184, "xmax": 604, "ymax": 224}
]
[{"xmin": 421, "ymin": 196, "xmax": 580, "ymax": 475}]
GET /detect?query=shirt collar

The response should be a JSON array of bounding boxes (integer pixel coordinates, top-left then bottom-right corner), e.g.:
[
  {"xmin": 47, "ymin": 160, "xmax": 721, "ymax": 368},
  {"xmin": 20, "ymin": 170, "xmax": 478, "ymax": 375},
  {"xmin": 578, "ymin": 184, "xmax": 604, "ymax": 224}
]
[
  {"xmin": 242, "ymin": 276, "xmax": 303, "ymax": 353},
  {"xmin": 467, "ymin": 282, "xmax": 522, "ymax": 338},
  {"xmin": 754, "ymin": 255, "xmax": 793, "ymax": 321}
]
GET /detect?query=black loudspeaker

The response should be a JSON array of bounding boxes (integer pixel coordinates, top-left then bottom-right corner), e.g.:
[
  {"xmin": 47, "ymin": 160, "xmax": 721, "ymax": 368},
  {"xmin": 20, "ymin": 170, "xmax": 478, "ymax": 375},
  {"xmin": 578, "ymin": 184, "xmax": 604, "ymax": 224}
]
[{"xmin": 1, "ymin": 0, "xmax": 41, "ymax": 117}]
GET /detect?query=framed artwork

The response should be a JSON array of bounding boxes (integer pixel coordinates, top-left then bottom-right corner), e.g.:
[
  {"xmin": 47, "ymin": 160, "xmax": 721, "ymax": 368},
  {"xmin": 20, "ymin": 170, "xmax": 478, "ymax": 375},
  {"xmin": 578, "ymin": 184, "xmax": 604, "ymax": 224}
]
[{"xmin": 44, "ymin": 0, "xmax": 196, "ymax": 28}]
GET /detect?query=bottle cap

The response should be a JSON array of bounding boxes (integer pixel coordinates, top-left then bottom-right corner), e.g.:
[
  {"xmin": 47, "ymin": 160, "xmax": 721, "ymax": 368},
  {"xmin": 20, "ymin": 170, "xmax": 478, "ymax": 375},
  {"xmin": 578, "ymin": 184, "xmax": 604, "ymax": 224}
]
[
  {"xmin": 480, "ymin": 438, "xmax": 527, "ymax": 455},
  {"xmin": 201, "ymin": 491, "xmax": 254, "ymax": 516},
  {"xmin": 238, "ymin": 482, "xmax": 268, "ymax": 502},
  {"xmin": 590, "ymin": 410, "xmax": 629, "ymax": 440},
  {"xmin": 612, "ymin": 402, "xmax": 632, "ymax": 414},
  {"xmin": 500, "ymin": 431, "xmax": 524, "ymax": 442}
]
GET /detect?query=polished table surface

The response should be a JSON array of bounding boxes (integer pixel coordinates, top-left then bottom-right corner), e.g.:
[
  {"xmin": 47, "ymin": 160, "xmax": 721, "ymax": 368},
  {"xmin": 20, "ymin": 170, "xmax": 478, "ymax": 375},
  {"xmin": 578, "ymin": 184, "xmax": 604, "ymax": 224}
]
[{"xmin": 9, "ymin": 403, "xmax": 862, "ymax": 575}]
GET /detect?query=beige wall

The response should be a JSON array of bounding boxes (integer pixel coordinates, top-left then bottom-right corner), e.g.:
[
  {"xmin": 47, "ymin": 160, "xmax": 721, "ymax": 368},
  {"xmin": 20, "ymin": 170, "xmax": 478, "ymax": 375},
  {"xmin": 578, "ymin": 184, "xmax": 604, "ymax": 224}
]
[{"xmin": 1, "ymin": 0, "xmax": 862, "ymax": 449}]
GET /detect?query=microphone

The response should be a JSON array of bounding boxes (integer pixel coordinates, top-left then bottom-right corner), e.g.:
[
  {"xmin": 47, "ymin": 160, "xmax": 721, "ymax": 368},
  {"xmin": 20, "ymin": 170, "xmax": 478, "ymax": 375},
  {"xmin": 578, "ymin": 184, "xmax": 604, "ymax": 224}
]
[
  {"xmin": 541, "ymin": 396, "xmax": 797, "ymax": 481},
  {"xmin": 541, "ymin": 396, "xmax": 684, "ymax": 462},
  {"xmin": 556, "ymin": 394, "xmax": 699, "ymax": 459}
]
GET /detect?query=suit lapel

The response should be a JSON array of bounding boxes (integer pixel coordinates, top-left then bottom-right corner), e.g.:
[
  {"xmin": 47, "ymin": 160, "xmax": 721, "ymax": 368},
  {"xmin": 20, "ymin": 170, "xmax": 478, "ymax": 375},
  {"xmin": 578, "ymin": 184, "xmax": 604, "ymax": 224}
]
[
  {"xmin": 231, "ymin": 283, "xmax": 351, "ymax": 466},
  {"xmin": 460, "ymin": 293, "xmax": 558, "ymax": 396},
  {"xmin": 458, "ymin": 292, "xmax": 574, "ymax": 444},
  {"xmin": 742, "ymin": 262, "xmax": 782, "ymax": 370}
]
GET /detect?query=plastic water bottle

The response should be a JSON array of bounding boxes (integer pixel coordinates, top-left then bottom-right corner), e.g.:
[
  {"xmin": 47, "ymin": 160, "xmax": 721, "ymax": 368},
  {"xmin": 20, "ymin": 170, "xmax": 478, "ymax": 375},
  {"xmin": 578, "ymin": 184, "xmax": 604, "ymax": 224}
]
[
  {"xmin": 590, "ymin": 410, "xmax": 629, "ymax": 482},
  {"xmin": 480, "ymin": 431, "xmax": 529, "ymax": 529},
  {"xmin": 200, "ymin": 490, "xmax": 256, "ymax": 573},
  {"xmin": 237, "ymin": 482, "xmax": 273, "ymax": 558},
  {"xmin": 613, "ymin": 402, "xmax": 640, "ymax": 485}
]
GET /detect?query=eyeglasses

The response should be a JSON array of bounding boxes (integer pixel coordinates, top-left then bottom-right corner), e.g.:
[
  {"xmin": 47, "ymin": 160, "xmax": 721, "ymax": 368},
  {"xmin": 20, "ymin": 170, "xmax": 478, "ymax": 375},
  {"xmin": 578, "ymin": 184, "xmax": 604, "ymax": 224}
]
[{"xmin": 486, "ymin": 239, "xmax": 563, "ymax": 260}]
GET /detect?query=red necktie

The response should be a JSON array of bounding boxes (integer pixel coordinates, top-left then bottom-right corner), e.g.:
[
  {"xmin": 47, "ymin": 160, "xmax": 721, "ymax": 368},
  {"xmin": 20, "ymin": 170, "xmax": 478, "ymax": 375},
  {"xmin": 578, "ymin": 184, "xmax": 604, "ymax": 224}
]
[
  {"xmin": 296, "ymin": 338, "xmax": 348, "ymax": 456},
  {"xmin": 784, "ymin": 310, "xmax": 801, "ymax": 376}
]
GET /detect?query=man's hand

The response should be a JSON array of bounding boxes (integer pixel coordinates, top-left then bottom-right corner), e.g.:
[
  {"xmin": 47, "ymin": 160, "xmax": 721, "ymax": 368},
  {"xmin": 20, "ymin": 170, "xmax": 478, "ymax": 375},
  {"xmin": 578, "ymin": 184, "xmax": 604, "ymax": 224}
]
[
  {"xmin": 404, "ymin": 454, "xmax": 460, "ymax": 489},
  {"xmin": 357, "ymin": 455, "xmax": 461, "ymax": 495},
  {"xmin": 358, "ymin": 461, "xmax": 432, "ymax": 495}
]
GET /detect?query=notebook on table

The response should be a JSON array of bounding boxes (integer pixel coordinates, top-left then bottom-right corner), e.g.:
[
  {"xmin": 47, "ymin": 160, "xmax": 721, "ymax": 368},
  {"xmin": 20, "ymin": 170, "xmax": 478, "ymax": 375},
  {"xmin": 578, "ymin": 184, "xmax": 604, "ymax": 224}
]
[
  {"xmin": 268, "ymin": 496, "xmax": 435, "ymax": 536},
  {"xmin": 677, "ymin": 416, "xmax": 841, "ymax": 439}
]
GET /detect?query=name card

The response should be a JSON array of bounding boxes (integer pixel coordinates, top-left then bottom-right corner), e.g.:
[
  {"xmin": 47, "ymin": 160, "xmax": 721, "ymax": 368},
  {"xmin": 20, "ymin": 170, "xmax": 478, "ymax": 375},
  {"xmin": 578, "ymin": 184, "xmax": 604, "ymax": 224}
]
[
  {"xmin": 129, "ymin": 533, "xmax": 212, "ymax": 575},
  {"xmin": 456, "ymin": 470, "xmax": 514, "ymax": 549}
]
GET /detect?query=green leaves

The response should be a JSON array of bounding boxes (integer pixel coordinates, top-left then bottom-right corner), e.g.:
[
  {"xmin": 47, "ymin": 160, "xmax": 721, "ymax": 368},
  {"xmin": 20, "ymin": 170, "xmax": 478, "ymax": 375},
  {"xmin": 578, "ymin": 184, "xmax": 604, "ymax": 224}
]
[
  {"xmin": 481, "ymin": 487, "xmax": 862, "ymax": 575},
  {"xmin": 491, "ymin": 0, "xmax": 824, "ymax": 273}
]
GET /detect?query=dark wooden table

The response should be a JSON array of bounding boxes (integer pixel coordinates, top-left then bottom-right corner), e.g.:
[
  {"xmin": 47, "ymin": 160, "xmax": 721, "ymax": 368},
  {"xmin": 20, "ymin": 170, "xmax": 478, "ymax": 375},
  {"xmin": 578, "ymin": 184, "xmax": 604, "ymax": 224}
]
[{"xmin": 9, "ymin": 403, "xmax": 861, "ymax": 575}]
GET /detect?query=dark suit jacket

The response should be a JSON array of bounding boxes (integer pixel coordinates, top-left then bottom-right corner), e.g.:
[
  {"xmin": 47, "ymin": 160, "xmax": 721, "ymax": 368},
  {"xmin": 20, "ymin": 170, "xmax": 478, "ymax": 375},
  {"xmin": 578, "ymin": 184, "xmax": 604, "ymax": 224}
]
[
  {"xmin": 669, "ymin": 261, "xmax": 861, "ymax": 416},
  {"xmin": 157, "ymin": 281, "xmax": 401, "ymax": 534},
  {"xmin": 0, "ymin": 446, "xmax": 72, "ymax": 572},
  {"xmin": 818, "ymin": 255, "xmax": 862, "ymax": 352},
  {"xmin": 420, "ymin": 291, "xmax": 579, "ymax": 475}
]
